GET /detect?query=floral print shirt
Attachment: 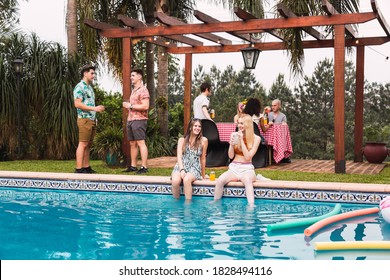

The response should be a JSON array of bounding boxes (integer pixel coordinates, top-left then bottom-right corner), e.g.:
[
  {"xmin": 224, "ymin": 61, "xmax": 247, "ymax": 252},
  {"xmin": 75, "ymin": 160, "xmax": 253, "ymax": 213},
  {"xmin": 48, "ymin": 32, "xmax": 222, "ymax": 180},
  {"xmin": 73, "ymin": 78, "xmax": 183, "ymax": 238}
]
[
  {"xmin": 73, "ymin": 80, "xmax": 96, "ymax": 120},
  {"xmin": 127, "ymin": 85, "xmax": 150, "ymax": 121}
]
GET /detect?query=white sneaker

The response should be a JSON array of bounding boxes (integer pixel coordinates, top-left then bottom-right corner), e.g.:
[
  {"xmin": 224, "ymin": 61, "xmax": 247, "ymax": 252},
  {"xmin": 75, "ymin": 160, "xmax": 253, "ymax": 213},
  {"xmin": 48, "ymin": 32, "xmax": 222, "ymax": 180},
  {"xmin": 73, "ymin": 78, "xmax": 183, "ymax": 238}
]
[{"xmin": 256, "ymin": 174, "xmax": 271, "ymax": 181}]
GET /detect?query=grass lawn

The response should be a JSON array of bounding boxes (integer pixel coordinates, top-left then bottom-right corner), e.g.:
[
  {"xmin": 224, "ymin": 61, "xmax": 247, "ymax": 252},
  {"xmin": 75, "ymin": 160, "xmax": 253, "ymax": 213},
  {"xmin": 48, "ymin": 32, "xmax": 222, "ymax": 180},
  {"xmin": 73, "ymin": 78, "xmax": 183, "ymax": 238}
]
[{"xmin": 0, "ymin": 159, "xmax": 389, "ymax": 184}]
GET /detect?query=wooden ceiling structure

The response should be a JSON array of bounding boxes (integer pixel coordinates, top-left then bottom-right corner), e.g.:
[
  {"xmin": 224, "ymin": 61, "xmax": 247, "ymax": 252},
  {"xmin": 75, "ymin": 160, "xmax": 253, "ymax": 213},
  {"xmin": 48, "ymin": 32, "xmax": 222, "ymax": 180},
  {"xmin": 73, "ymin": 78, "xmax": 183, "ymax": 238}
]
[{"xmin": 85, "ymin": 0, "xmax": 390, "ymax": 173}]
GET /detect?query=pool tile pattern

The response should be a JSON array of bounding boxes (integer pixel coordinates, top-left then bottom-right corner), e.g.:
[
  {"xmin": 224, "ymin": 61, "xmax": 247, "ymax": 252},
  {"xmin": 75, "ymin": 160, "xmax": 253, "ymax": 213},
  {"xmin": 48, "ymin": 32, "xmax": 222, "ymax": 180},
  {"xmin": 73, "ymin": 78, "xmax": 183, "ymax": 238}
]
[{"xmin": 1, "ymin": 171, "xmax": 389, "ymax": 205}]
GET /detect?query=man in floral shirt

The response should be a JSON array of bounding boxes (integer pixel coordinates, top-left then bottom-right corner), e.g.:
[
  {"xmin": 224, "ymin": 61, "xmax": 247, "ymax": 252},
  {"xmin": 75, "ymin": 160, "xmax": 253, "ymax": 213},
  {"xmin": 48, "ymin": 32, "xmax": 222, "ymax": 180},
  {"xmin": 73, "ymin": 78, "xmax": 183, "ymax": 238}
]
[
  {"xmin": 73, "ymin": 64, "xmax": 105, "ymax": 173},
  {"xmin": 122, "ymin": 68, "xmax": 150, "ymax": 174}
]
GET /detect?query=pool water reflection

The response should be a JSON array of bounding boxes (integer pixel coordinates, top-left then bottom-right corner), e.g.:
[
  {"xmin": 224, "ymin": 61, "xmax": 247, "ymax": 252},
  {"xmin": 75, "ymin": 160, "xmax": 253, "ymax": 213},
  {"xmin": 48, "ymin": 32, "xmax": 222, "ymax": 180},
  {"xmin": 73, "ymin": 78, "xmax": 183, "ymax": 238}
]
[{"xmin": 0, "ymin": 188, "xmax": 389, "ymax": 260}]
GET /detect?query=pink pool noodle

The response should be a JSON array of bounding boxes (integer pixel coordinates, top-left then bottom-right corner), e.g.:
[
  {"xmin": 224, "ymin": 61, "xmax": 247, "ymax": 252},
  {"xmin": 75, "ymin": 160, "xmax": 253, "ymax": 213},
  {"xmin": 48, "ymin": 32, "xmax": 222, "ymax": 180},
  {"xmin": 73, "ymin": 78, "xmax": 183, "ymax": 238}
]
[{"xmin": 304, "ymin": 207, "xmax": 379, "ymax": 237}]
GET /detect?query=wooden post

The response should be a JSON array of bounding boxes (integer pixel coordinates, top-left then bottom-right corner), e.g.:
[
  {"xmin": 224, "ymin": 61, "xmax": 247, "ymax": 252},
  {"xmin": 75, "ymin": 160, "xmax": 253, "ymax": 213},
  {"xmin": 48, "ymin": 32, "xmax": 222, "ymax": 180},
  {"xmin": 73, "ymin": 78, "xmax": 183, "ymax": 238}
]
[
  {"xmin": 122, "ymin": 38, "xmax": 131, "ymax": 166},
  {"xmin": 184, "ymin": 53, "xmax": 192, "ymax": 133},
  {"xmin": 354, "ymin": 45, "xmax": 365, "ymax": 162},
  {"xmin": 334, "ymin": 25, "xmax": 346, "ymax": 173}
]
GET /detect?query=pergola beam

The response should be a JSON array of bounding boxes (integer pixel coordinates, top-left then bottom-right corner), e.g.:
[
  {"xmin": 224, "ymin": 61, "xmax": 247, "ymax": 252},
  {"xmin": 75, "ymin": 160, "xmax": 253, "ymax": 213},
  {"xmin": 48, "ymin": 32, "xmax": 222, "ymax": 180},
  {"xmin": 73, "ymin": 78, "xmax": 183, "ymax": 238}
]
[
  {"xmin": 234, "ymin": 7, "xmax": 284, "ymax": 41},
  {"xmin": 277, "ymin": 3, "xmax": 326, "ymax": 40},
  {"xmin": 167, "ymin": 36, "xmax": 389, "ymax": 54},
  {"xmin": 154, "ymin": 12, "xmax": 232, "ymax": 45},
  {"xmin": 96, "ymin": 12, "xmax": 376, "ymax": 38},
  {"xmin": 371, "ymin": 0, "xmax": 390, "ymax": 37}
]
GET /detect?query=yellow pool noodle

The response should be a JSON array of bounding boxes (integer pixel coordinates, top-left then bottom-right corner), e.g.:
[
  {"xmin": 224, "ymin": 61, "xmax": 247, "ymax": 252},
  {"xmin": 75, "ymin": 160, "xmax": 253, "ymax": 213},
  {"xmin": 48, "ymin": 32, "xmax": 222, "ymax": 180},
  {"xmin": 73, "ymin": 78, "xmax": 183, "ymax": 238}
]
[{"xmin": 315, "ymin": 241, "xmax": 390, "ymax": 251}]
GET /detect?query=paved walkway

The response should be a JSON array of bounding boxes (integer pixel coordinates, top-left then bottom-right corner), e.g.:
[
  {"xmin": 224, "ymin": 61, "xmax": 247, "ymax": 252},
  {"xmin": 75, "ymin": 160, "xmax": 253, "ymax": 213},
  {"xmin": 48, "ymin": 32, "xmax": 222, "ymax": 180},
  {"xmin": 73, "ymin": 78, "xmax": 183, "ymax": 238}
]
[{"xmin": 144, "ymin": 157, "xmax": 386, "ymax": 175}]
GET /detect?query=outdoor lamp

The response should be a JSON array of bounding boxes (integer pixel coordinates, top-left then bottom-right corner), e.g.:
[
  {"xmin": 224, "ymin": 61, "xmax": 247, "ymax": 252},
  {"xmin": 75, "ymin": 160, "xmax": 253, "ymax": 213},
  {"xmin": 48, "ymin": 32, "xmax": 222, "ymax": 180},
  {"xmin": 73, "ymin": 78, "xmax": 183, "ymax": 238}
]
[
  {"xmin": 240, "ymin": 46, "xmax": 261, "ymax": 69},
  {"xmin": 13, "ymin": 57, "xmax": 24, "ymax": 74},
  {"xmin": 13, "ymin": 57, "xmax": 24, "ymax": 156}
]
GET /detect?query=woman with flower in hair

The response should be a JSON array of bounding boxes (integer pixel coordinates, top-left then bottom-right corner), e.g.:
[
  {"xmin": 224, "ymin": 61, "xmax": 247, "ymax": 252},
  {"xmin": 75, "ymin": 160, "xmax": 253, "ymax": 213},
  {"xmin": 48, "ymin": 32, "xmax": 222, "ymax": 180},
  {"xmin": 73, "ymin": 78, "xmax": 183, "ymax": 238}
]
[
  {"xmin": 213, "ymin": 114, "xmax": 261, "ymax": 207},
  {"xmin": 171, "ymin": 119, "xmax": 208, "ymax": 201},
  {"xmin": 233, "ymin": 101, "xmax": 245, "ymax": 125}
]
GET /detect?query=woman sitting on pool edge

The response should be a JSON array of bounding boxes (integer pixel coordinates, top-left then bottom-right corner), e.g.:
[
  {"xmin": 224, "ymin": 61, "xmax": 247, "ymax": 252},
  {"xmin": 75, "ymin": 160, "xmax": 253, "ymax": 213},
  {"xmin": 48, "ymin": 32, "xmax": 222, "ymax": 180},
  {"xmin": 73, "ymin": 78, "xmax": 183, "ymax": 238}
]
[
  {"xmin": 171, "ymin": 118, "xmax": 208, "ymax": 201},
  {"xmin": 213, "ymin": 114, "xmax": 261, "ymax": 207}
]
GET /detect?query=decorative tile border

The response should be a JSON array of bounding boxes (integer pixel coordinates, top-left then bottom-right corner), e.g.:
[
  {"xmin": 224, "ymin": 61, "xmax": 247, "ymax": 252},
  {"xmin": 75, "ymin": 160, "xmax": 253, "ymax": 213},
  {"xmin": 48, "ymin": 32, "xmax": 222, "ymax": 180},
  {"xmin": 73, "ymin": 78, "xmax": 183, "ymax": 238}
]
[{"xmin": 0, "ymin": 177, "xmax": 386, "ymax": 205}]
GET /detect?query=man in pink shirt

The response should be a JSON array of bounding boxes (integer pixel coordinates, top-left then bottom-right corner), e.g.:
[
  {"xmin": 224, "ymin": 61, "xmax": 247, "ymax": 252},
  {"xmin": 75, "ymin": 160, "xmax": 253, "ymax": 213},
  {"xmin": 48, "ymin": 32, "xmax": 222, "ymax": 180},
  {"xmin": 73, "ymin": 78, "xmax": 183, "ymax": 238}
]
[{"xmin": 122, "ymin": 69, "xmax": 150, "ymax": 173}]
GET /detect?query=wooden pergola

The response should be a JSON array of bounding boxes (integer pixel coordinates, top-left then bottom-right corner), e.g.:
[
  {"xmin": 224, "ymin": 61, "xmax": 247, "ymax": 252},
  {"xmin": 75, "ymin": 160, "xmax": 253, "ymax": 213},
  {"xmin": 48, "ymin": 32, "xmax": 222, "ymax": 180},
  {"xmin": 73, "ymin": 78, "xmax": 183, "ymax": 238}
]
[{"xmin": 85, "ymin": 0, "xmax": 390, "ymax": 173}]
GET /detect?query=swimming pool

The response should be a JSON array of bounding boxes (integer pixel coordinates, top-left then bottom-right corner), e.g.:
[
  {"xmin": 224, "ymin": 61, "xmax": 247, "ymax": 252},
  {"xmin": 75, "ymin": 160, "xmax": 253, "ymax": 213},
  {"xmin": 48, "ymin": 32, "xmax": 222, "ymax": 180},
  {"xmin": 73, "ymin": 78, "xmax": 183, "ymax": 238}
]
[{"xmin": 1, "ymin": 187, "xmax": 389, "ymax": 260}]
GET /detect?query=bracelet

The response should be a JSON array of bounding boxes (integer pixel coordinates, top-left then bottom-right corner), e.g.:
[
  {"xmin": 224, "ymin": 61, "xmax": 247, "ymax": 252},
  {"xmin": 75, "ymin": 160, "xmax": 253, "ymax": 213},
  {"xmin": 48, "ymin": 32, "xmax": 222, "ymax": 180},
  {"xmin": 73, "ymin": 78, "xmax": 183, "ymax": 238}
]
[{"xmin": 180, "ymin": 168, "xmax": 185, "ymax": 172}]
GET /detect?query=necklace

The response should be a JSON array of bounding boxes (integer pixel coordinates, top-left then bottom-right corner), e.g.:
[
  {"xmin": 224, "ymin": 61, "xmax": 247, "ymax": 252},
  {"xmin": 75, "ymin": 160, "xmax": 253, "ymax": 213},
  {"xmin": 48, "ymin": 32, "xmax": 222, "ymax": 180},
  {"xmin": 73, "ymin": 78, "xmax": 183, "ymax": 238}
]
[{"xmin": 133, "ymin": 85, "xmax": 142, "ymax": 92}]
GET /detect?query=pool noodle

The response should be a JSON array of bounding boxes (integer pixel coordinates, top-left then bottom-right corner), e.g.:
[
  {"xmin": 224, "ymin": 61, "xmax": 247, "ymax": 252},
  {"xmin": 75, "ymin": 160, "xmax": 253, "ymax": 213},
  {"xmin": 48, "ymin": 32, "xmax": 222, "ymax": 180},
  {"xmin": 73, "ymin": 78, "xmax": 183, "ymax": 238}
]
[
  {"xmin": 304, "ymin": 207, "xmax": 379, "ymax": 237},
  {"xmin": 315, "ymin": 241, "xmax": 390, "ymax": 251},
  {"xmin": 267, "ymin": 203, "xmax": 342, "ymax": 232},
  {"xmin": 380, "ymin": 196, "xmax": 390, "ymax": 209}
]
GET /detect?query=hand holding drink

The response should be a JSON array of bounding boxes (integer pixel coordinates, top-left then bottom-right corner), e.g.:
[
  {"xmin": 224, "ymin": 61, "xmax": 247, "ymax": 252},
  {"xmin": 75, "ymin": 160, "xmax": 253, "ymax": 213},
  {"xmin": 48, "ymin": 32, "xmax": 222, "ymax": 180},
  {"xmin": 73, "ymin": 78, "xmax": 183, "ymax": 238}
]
[
  {"xmin": 231, "ymin": 132, "xmax": 240, "ymax": 145},
  {"xmin": 123, "ymin": 102, "xmax": 130, "ymax": 109}
]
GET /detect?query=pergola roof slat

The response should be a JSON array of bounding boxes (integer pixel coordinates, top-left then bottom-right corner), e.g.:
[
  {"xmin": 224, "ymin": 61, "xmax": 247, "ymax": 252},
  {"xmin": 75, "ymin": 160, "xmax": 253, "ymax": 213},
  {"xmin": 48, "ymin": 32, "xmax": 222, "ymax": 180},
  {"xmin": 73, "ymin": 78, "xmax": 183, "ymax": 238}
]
[
  {"xmin": 154, "ymin": 12, "xmax": 232, "ymax": 45},
  {"xmin": 277, "ymin": 3, "xmax": 326, "ymax": 40},
  {"xmin": 371, "ymin": 0, "xmax": 390, "ymax": 37},
  {"xmin": 234, "ymin": 7, "xmax": 284, "ymax": 41},
  {"xmin": 193, "ymin": 10, "xmax": 260, "ymax": 43},
  {"xmin": 322, "ymin": 0, "xmax": 358, "ymax": 38},
  {"xmin": 164, "ymin": 34, "xmax": 203, "ymax": 46},
  {"xmin": 84, "ymin": 19, "xmax": 126, "ymax": 31},
  {"xmin": 118, "ymin": 14, "xmax": 200, "ymax": 46},
  {"xmin": 118, "ymin": 15, "xmax": 176, "ymax": 47}
]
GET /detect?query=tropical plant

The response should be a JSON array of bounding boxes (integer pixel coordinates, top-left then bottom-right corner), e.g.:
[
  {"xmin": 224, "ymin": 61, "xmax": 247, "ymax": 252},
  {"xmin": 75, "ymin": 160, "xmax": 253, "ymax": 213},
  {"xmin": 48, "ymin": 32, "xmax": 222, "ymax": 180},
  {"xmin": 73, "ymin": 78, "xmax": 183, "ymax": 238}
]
[
  {"xmin": 146, "ymin": 108, "xmax": 174, "ymax": 158},
  {"xmin": 364, "ymin": 125, "xmax": 390, "ymax": 145},
  {"xmin": 92, "ymin": 126, "xmax": 124, "ymax": 166},
  {"xmin": 0, "ymin": 32, "xmax": 82, "ymax": 159}
]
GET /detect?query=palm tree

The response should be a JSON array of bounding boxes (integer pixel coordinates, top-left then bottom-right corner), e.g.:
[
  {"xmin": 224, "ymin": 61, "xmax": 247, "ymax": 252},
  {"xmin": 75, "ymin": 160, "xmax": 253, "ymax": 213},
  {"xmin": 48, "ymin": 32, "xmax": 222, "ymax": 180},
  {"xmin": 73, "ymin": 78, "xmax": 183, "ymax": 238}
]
[
  {"xmin": 0, "ymin": 0, "xmax": 21, "ymax": 35},
  {"xmin": 66, "ymin": 0, "xmax": 77, "ymax": 56}
]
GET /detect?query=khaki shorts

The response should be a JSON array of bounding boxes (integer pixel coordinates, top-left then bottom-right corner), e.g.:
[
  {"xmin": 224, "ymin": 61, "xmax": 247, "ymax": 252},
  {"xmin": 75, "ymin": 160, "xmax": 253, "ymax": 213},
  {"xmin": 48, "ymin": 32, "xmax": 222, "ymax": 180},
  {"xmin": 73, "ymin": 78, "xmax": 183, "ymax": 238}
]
[{"xmin": 77, "ymin": 118, "xmax": 96, "ymax": 143}]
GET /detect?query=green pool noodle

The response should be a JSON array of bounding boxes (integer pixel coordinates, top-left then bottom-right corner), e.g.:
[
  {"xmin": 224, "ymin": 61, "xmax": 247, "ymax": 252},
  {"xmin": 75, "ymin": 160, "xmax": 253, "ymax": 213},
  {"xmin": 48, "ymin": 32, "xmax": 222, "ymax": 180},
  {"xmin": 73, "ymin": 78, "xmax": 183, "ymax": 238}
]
[{"xmin": 267, "ymin": 203, "xmax": 342, "ymax": 232}]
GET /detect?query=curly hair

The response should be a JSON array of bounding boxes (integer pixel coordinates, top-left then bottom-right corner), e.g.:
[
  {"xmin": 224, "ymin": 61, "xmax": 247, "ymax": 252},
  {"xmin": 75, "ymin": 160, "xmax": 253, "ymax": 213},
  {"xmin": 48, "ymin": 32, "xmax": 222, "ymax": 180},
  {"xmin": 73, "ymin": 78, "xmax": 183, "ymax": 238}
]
[{"xmin": 243, "ymin": 98, "xmax": 261, "ymax": 117}]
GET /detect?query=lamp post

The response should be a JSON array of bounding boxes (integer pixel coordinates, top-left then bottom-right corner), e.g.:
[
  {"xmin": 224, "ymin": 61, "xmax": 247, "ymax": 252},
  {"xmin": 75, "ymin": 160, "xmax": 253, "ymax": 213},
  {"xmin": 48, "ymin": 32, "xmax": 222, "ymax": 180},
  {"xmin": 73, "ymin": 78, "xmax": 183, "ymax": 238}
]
[
  {"xmin": 240, "ymin": 46, "xmax": 261, "ymax": 69},
  {"xmin": 13, "ymin": 57, "xmax": 24, "ymax": 156}
]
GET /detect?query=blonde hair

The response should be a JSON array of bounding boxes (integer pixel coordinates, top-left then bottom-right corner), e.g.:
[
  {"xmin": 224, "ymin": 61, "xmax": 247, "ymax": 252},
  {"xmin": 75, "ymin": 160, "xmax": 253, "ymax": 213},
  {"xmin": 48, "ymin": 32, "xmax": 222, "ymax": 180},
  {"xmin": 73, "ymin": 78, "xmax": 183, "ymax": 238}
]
[{"xmin": 236, "ymin": 114, "xmax": 254, "ymax": 151}]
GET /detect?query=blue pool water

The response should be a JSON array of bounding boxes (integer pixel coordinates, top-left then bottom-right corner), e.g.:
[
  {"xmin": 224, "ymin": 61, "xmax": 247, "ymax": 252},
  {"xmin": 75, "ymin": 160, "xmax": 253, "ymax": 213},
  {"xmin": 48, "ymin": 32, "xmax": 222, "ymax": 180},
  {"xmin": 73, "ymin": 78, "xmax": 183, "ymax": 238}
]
[{"xmin": 1, "ymin": 187, "xmax": 389, "ymax": 260}]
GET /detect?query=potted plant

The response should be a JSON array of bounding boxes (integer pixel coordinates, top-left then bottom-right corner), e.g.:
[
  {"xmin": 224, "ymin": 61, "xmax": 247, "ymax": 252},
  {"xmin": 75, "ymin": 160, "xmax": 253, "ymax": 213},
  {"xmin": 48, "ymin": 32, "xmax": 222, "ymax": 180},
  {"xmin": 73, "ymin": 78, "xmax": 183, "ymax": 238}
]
[
  {"xmin": 93, "ymin": 127, "xmax": 124, "ymax": 166},
  {"xmin": 362, "ymin": 125, "xmax": 390, "ymax": 163}
]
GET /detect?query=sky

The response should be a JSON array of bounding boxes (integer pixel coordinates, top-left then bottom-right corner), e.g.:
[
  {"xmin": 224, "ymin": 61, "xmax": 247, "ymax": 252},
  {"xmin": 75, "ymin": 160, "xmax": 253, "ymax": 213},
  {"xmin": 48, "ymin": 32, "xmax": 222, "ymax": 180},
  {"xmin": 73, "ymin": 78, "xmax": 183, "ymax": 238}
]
[{"xmin": 18, "ymin": 0, "xmax": 390, "ymax": 92}]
